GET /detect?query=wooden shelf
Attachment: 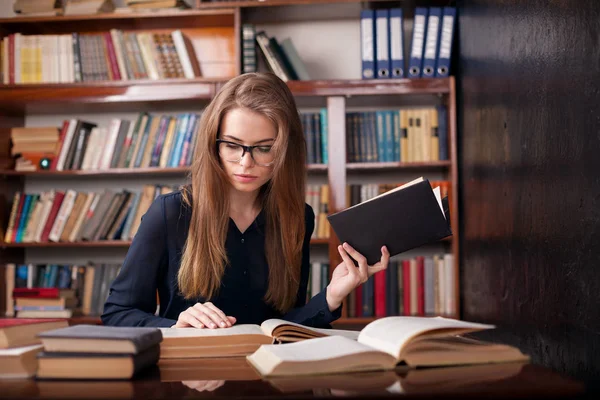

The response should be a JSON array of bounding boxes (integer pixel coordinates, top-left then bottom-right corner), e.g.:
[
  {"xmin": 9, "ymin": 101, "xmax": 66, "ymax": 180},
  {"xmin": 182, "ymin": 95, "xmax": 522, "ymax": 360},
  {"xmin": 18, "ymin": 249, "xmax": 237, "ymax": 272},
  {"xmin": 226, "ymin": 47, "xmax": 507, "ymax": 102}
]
[
  {"xmin": 68, "ymin": 316, "xmax": 102, "ymax": 325},
  {"xmin": 0, "ymin": 79, "xmax": 452, "ymax": 113},
  {"xmin": 1, "ymin": 241, "xmax": 132, "ymax": 248},
  {"xmin": 2, "ymin": 238, "xmax": 330, "ymax": 248},
  {"xmin": 346, "ymin": 160, "xmax": 451, "ymax": 171},
  {"xmin": 0, "ymin": 8, "xmax": 236, "ymax": 28},
  {"xmin": 197, "ymin": 0, "xmax": 395, "ymax": 9},
  {"xmin": 0, "ymin": 164, "xmax": 326, "ymax": 177},
  {"xmin": 287, "ymin": 78, "xmax": 452, "ymax": 97}
]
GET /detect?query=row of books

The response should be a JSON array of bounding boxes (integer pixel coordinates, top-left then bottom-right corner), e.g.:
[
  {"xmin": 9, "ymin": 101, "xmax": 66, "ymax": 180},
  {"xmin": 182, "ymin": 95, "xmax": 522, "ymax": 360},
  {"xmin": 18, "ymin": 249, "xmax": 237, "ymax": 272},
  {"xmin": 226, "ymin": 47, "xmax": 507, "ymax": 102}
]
[
  {"xmin": 3, "ymin": 263, "xmax": 121, "ymax": 318},
  {"xmin": 305, "ymin": 184, "xmax": 329, "ymax": 239},
  {"xmin": 0, "ymin": 29, "xmax": 200, "ymax": 84},
  {"xmin": 13, "ymin": 113, "xmax": 200, "ymax": 172},
  {"xmin": 3, "ymin": 185, "xmax": 174, "ymax": 244},
  {"xmin": 361, "ymin": 7, "xmax": 456, "ymax": 79},
  {"xmin": 300, "ymin": 111, "xmax": 328, "ymax": 164},
  {"xmin": 349, "ymin": 254, "xmax": 456, "ymax": 318},
  {"xmin": 243, "ymin": 26, "xmax": 310, "ymax": 82},
  {"xmin": 346, "ymin": 107, "xmax": 448, "ymax": 163}
]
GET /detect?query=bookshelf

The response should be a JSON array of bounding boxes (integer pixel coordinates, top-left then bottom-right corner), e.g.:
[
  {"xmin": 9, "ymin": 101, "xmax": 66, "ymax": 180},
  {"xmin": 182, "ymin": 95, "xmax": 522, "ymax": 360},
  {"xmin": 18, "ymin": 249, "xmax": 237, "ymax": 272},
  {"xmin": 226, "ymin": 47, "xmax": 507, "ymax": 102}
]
[{"xmin": 0, "ymin": 1, "xmax": 458, "ymax": 326}]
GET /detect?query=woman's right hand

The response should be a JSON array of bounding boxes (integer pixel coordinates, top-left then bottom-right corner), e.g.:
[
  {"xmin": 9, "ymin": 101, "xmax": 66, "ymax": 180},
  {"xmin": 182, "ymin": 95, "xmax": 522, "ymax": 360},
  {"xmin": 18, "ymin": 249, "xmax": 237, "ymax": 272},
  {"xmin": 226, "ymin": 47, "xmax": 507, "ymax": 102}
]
[{"xmin": 172, "ymin": 302, "xmax": 236, "ymax": 329}]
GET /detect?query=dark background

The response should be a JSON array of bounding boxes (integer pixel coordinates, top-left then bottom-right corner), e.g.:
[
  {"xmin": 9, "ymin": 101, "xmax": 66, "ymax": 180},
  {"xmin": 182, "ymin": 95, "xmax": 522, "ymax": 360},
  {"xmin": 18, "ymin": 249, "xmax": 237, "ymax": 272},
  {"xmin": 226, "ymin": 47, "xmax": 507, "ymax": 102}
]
[{"xmin": 457, "ymin": 0, "xmax": 600, "ymax": 391}]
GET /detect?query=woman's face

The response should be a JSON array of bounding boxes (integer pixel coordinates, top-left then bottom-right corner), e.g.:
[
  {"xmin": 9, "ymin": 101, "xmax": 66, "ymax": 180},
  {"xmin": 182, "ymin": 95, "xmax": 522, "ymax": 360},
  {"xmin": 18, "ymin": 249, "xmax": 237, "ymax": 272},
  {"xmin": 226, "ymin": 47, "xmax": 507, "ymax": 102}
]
[{"xmin": 218, "ymin": 107, "xmax": 277, "ymax": 194}]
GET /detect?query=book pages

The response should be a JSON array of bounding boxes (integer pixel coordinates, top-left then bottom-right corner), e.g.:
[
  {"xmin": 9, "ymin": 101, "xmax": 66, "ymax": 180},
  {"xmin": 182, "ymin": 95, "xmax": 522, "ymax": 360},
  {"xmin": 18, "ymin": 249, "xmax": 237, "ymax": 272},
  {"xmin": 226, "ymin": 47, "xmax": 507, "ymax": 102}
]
[
  {"xmin": 357, "ymin": 317, "xmax": 494, "ymax": 359},
  {"xmin": 160, "ymin": 324, "xmax": 265, "ymax": 338}
]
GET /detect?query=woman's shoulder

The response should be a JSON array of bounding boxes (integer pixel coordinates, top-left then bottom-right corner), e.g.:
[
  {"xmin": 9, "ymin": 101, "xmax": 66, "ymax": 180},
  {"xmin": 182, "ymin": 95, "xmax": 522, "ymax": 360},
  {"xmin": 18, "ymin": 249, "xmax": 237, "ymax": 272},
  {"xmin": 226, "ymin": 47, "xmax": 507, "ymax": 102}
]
[{"xmin": 152, "ymin": 189, "xmax": 191, "ymax": 222}]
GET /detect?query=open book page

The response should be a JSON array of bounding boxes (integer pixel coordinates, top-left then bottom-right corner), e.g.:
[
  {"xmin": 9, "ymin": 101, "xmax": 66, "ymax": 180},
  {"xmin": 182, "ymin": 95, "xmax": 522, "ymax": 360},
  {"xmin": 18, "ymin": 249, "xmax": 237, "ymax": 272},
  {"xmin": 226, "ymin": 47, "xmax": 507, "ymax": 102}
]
[
  {"xmin": 357, "ymin": 317, "xmax": 495, "ymax": 359},
  {"xmin": 0, "ymin": 344, "xmax": 42, "ymax": 356},
  {"xmin": 260, "ymin": 319, "xmax": 360, "ymax": 340},
  {"xmin": 247, "ymin": 336, "xmax": 397, "ymax": 376},
  {"xmin": 159, "ymin": 324, "xmax": 265, "ymax": 339},
  {"xmin": 341, "ymin": 177, "xmax": 424, "ymax": 212}
]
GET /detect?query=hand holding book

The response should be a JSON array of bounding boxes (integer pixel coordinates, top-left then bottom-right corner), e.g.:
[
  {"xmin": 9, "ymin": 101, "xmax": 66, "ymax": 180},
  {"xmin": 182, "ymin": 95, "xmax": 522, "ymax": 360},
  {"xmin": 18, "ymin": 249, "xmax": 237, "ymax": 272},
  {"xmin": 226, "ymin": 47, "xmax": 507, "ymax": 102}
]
[{"xmin": 326, "ymin": 243, "xmax": 390, "ymax": 310}]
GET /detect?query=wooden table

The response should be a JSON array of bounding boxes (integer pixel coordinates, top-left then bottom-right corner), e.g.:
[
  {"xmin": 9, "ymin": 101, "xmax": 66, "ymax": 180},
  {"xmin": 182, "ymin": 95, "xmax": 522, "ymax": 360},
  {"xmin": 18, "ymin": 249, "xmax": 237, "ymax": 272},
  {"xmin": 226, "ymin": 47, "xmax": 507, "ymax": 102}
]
[{"xmin": 0, "ymin": 359, "xmax": 585, "ymax": 399}]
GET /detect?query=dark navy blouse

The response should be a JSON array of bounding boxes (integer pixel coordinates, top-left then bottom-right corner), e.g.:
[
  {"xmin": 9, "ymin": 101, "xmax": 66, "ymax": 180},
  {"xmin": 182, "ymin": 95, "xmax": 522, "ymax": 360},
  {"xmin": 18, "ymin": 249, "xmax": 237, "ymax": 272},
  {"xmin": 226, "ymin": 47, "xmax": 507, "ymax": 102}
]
[{"xmin": 101, "ymin": 190, "xmax": 341, "ymax": 328}]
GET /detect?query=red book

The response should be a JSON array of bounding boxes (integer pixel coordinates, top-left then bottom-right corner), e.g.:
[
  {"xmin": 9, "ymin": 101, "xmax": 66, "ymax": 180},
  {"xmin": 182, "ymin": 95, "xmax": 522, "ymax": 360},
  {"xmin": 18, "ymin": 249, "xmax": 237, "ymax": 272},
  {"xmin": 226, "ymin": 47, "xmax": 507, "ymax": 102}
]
[
  {"xmin": 354, "ymin": 285, "xmax": 363, "ymax": 317},
  {"xmin": 0, "ymin": 318, "xmax": 68, "ymax": 349},
  {"xmin": 374, "ymin": 268, "xmax": 387, "ymax": 317},
  {"xmin": 402, "ymin": 260, "xmax": 411, "ymax": 316},
  {"xmin": 50, "ymin": 120, "xmax": 70, "ymax": 170},
  {"xmin": 416, "ymin": 256, "xmax": 425, "ymax": 316},
  {"xmin": 12, "ymin": 288, "xmax": 74, "ymax": 299},
  {"xmin": 40, "ymin": 191, "xmax": 65, "ymax": 242}
]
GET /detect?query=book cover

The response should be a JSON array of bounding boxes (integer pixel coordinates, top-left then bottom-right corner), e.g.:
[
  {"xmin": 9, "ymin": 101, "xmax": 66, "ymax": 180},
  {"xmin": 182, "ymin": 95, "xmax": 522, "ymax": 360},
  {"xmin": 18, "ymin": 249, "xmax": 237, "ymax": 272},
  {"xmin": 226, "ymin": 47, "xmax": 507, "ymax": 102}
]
[{"xmin": 327, "ymin": 177, "xmax": 452, "ymax": 264}]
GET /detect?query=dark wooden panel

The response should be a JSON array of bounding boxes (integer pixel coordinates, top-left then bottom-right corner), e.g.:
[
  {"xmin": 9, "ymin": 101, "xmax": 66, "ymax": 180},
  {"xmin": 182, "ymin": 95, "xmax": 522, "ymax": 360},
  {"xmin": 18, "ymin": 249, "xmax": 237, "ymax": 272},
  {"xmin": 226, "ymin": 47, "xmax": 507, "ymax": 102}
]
[{"xmin": 458, "ymin": 0, "xmax": 600, "ymax": 390}]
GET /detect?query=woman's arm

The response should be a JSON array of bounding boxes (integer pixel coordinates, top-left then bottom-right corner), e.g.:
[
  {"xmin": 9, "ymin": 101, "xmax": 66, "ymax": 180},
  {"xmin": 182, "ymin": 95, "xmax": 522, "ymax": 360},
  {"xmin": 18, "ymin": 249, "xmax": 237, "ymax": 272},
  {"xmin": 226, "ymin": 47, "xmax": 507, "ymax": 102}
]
[
  {"xmin": 281, "ymin": 205, "xmax": 342, "ymax": 328},
  {"xmin": 101, "ymin": 196, "xmax": 177, "ymax": 327}
]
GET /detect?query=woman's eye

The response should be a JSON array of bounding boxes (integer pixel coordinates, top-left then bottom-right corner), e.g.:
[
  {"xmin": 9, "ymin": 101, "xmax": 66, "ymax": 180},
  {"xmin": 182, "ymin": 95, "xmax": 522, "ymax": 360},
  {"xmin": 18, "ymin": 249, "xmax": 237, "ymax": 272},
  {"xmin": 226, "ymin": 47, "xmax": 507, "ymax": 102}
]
[
  {"xmin": 225, "ymin": 143, "xmax": 239, "ymax": 149},
  {"xmin": 257, "ymin": 146, "xmax": 272, "ymax": 153}
]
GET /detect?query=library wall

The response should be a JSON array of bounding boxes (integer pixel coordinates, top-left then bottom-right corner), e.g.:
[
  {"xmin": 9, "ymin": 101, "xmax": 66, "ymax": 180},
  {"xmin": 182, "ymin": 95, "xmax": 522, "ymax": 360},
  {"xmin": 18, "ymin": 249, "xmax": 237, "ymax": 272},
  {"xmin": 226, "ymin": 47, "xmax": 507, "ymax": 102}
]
[{"xmin": 458, "ymin": 0, "xmax": 600, "ymax": 388}]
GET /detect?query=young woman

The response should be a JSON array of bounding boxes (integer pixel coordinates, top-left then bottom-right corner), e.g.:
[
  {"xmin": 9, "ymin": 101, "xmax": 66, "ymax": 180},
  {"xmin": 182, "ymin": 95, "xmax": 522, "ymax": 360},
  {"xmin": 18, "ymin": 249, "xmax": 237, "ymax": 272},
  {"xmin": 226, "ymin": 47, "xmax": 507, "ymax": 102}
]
[{"xmin": 102, "ymin": 73, "xmax": 389, "ymax": 329}]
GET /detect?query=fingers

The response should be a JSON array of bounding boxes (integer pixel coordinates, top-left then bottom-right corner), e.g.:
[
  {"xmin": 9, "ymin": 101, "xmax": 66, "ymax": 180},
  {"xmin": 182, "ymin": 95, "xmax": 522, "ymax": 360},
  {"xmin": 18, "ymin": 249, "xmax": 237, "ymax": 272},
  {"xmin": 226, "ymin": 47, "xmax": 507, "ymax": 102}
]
[
  {"xmin": 177, "ymin": 310, "xmax": 205, "ymax": 329},
  {"xmin": 342, "ymin": 243, "xmax": 369, "ymax": 282},
  {"xmin": 203, "ymin": 302, "xmax": 232, "ymax": 327},
  {"xmin": 367, "ymin": 246, "xmax": 390, "ymax": 277},
  {"xmin": 192, "ymin": 303, "xmax": 225, "ymax": 329},
  {"xmin": 227, "ymin": 316, "xmax": 237, "ymax": 324},
  {"xmin": 337, "ymin": 245, "xmax": 359, "ymax": 281}
]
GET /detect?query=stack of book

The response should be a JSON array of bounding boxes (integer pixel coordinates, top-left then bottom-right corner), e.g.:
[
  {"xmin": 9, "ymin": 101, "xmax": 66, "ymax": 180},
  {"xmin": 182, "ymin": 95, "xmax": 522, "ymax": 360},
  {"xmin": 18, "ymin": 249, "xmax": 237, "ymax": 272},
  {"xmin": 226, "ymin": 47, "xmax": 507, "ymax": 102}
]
[
  {"xmin": 0, "ymin": 319, "xmax": 68, "ymax": 379},
  {"xmin": 10, "ymin": 127, "xmax": 60, "ymax": 172},
  {"xmin": 13, "ymin": 287, "xmax": 79, "ymax": 319},
  {"xmin": 36, "ymin": 325, "xmax": 162, "ymax": 379}
]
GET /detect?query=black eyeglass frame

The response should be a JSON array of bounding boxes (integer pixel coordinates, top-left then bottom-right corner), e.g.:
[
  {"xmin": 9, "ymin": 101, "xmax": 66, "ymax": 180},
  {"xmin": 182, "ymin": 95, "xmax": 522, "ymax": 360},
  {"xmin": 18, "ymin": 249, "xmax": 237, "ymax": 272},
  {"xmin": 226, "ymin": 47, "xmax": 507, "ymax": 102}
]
[{"xmin": 216, "ymin": 139, "xmax": 276, "ymax": 166}]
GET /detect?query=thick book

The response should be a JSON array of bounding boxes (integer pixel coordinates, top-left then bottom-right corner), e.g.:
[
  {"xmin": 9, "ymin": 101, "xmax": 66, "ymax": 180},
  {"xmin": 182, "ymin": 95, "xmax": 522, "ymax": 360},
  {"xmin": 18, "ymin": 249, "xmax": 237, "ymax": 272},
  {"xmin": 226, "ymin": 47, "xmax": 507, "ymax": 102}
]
[
  {"xmin": 0, "ymin": 344, "xmax": 44, "ymax": 379},
  {"xmin": 246, "ymin": 316, "xmax": 530, "ymax": 377},
  {"xmin": 37, "ymin": 325, "xmax": 162, "ymax": 354},
  {"xmin": 0, "ymin": 319, "xmax": 68, "ymax": 349},
  {"xmin": 327, "ymin": 177, "xmax": 452, "ymax": 265},
  {"xmin": 159, "ymin": 319, "xmax": 359, "ymax": 359},
  {"xmin": 36, "ymin": 345, "xmax": 160, "ymax": 380}
]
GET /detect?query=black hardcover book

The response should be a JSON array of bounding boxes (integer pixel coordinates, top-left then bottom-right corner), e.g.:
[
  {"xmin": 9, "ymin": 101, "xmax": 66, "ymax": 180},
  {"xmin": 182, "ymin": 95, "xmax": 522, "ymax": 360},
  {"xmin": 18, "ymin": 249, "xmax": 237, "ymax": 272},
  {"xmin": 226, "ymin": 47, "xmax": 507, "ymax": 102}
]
[
  {"xmin": 327, "ymin": 177, "xmax": 452, "ymax": 265},
  {"xmin": 37, "ymin": 325, "xmax": 162, "ymax": 354}
]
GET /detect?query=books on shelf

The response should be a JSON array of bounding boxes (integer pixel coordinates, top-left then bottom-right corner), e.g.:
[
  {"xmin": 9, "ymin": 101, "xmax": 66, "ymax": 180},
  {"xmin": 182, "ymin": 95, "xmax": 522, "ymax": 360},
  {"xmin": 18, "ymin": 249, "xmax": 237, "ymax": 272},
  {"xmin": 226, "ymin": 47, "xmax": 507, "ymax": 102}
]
[
  {"xmin": 3, "ymin": 185, "xmax": 174, "ymax": 244},
  {"xmin": 254, "ymin": 30, "xmax": 309, "ymax": 82},
  {"xmin": 4, "ymin": 263, "xmax": 121, "ymax": 318},
  {"xmin": 158, "ymin": 319, "xmax": 360, "ymax": 359},
  {"xmin": 345, "ymin": 107, "xmax": 448, "ymax": 164},
  {"xmin": 246, "ymin": 316, "xmax": 530, "ymax": 377},
  {"xmin": 1, "ymin": 29, "xmax": 200, "ymax": 84},
  {"xmin": 328, "ymin": 177, "xmax": 452, "ymax": 265}
]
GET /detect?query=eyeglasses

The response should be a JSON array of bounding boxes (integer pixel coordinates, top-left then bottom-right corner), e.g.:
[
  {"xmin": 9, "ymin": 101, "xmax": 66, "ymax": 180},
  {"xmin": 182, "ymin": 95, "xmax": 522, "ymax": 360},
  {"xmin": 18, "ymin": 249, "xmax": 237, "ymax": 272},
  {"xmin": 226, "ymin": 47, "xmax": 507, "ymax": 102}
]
[{"xmin": 216, "ymin": 139, "xmax": 275, "ymax": 167}]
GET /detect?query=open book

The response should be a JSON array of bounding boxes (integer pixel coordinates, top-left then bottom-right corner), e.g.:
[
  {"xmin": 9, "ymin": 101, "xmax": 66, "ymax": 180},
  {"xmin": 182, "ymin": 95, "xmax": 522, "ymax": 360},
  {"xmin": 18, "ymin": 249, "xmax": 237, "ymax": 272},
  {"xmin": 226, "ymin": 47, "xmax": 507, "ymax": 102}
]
[
  {"xmin": 159, "ymin": 319, "xmax": 359, "ymax": 359},
  {"xmin": 246, "ymin": 317, "xmax": 530, "ymax": 377},
  {"xmin": 327, "ymin": 177, "xmax": 451, "ymax": 264}
]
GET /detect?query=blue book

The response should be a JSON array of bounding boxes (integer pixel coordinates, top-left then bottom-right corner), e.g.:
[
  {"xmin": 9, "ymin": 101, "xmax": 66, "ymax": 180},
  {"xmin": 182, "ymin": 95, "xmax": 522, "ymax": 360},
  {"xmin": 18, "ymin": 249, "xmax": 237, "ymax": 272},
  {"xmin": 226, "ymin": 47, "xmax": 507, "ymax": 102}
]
[
  {"xmin": 408, "ymin": 7, "xmax": 429, "ymax": 78},
  {"xmin": 422, "ymin": 7, "xmax": 443, "ymax": 78},
  {"xmin": 389, "ymin": 9, "xmax": 405, "ymax": 78},
  {"xmin": 375, "ymin": 9, "xmax": 391, "ymax": 78},
  {"xmin": 360, "ymin": 10, "xmax": 376, "ymax": 79},
  {"xmin": 435, "ymin": 7, "xmax": 456, "ymax": 77},
  {"xmin": 169, "ymin": 114, "xmax": 190, "ymax": 167}
]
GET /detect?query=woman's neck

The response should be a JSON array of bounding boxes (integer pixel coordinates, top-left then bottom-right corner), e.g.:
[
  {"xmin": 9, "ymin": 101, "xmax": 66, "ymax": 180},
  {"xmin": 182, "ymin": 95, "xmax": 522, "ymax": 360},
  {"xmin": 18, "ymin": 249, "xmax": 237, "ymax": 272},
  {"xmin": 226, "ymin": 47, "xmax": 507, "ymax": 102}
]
[{"xmin": 228, "ymin": 188, "xmax": 261, "ymax": 216}]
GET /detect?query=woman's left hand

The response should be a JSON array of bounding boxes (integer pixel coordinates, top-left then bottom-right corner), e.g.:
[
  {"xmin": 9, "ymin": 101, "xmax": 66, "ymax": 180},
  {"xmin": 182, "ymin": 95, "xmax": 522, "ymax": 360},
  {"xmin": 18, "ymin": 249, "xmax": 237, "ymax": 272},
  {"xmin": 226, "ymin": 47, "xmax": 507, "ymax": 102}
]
[{"xmin": 326, "ymin": 242, "xmax": 390, "ymax": 311}]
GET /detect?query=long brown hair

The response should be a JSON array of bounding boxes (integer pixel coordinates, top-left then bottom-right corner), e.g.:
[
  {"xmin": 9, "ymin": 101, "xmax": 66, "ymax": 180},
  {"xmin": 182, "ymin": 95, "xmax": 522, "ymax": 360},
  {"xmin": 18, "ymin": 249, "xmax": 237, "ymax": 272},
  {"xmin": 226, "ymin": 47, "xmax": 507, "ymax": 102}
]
[{"xmin": 179, "ymin": 73, "xmax": 307, "ymax": 313}]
